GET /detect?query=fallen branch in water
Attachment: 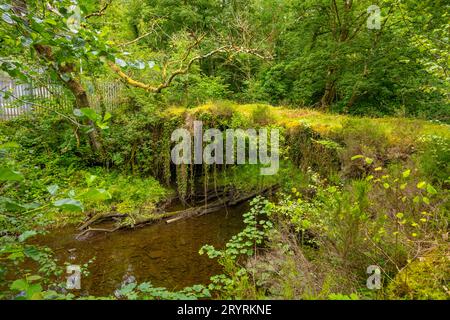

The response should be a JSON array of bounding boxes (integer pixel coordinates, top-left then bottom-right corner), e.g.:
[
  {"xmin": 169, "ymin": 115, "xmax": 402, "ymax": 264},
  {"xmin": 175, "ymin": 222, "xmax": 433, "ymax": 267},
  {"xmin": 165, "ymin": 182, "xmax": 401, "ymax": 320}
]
[
  {"xmin": 165, "ymin": 187, "xmax": 274, "ymax": 223},
  {"xmin": 78, "ymin": 212, "xmax": 128, "ymax": 231},
  {"xmin": 75, "ymin": 226, "xmax": 120, "ymax": 240},
  {"xmin": 75, "ymin": 185, "xmax": 277, "ymax": 239}
]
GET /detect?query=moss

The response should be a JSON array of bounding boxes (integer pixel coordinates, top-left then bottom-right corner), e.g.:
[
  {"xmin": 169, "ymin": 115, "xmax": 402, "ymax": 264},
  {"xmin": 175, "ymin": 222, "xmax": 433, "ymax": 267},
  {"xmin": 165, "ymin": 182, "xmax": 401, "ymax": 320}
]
[
  {"xmin": 168, "ymin": 104, "xmax": 449, "ymax": 146},
  {"xmin": 386, "ymin": 248, "xmax": 450, "ymax": 300},
  {"xmin": 208, "ymin": 100, "xmax": 236, "ymax": 119}
]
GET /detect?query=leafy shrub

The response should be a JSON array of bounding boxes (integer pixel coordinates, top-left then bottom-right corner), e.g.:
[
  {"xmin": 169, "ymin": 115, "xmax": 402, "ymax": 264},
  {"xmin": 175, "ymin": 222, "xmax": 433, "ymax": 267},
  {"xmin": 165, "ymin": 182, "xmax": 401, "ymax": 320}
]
[
  {"xmin": 209, "ymin": 100, "xmax": 236, "ymax": 119},
  {"xmin": 163, "ymin": 75, "xmax": 231, "ymax": 107},
  {"xmin": 199, "ymin": 197, "xmax": 274, "ymax": 299},
  {"xmin": 215, "ymin": 159, "xmax": 449, "ymax": 299},
  {"xmin": 251, "ymin": 105, "xmax": 275, "ymax": 126},
  {"xmin": 416, "ymin": 134, "xmax": 450, "ymax": 184}
]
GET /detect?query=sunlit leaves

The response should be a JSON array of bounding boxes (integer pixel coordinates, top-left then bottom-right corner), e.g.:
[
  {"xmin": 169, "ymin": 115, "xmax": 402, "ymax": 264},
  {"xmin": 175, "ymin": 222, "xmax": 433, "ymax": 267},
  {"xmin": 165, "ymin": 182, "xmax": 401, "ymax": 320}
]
[
  {"xmin": 426, "ymin": 184, "xmax": 437, "ymax": 195},
  {"xmin": 80, "ymin": 188, "xmax": 112, "ymax": 202},
  {"xmin": 200, "ymin": 196, "xmax": 271, "ymax": 261},
  {"xmin": 351, "ymin": 155, "xmax": 364, "ymax": 161},
  {"xmin": 10, "ymin": 278, "xmax": 43, "ymax": 300},
  {"xmin": 402, "ymin": 169, "xmax": 411, "ymax": 178},
  {"xmin": 417, "ymin": 181, "xmax": 426, "ymax": 189},
  {"xmin": 79, "ymin": 108, "xmax": 98, "ymax": 121}
]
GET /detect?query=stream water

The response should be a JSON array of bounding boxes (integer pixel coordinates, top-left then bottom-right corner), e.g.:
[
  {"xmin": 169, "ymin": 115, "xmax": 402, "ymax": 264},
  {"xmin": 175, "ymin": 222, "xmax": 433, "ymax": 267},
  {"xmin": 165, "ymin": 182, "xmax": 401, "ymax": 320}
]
[{"xmin": 33, "ymin": 202, "xmax": 248, "ymax": 297}]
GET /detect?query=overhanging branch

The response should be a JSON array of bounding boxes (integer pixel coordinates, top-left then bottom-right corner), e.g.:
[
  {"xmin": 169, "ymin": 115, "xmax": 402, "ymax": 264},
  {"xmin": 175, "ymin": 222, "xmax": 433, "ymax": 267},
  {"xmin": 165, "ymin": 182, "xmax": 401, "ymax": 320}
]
[{"xmin": 109, "ymin": 44, "xmax": 272, "ymax": 93}]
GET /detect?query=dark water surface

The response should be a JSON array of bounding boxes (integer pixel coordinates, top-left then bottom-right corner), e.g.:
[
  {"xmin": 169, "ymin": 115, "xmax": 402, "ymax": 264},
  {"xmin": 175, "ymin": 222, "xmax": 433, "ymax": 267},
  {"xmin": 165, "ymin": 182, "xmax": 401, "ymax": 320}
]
[{"xmin": 35, "ymin": 203, "xmax": 248, "ymax": 296}]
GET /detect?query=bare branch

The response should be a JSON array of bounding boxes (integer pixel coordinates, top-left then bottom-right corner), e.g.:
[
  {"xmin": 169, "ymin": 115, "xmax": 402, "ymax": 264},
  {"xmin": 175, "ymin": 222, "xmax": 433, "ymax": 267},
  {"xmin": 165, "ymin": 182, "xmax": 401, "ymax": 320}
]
[
  {"xmin": 118, "ymin": 31, "xmax": 154, "ymax": 47},
  {"xmin": 108, "ymin": 44, "xmax": 272, "ymax": 93},
  {"xmin": 85, "ymin": 0, "xmax": 112, "ymax": 19},
  {"xmin": 117, "ymin": 20, "xmax": 163, "ymax": 47}
]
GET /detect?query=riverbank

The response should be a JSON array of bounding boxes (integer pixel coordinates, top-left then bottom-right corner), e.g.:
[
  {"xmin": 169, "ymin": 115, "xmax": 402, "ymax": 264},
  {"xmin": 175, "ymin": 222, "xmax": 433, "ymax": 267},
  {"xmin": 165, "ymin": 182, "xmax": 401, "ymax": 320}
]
[{"xmin": 1, "ymin": 102, "xmax": 448, "ymax": 300}]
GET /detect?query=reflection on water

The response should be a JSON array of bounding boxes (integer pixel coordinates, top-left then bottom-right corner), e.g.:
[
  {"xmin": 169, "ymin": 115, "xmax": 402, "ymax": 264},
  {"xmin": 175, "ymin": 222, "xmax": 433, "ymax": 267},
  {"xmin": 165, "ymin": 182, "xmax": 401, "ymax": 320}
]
[{"xmin": 35, "ymin": 202, "xmax": 247, "ymax": 296}]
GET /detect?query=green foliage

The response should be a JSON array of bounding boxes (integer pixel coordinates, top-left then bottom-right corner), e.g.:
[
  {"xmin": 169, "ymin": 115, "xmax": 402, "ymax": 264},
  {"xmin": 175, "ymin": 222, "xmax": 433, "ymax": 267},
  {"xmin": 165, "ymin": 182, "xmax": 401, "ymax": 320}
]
[
  {"xmin": 201, "ymin": 196, "xmax": 273, "ymax": 260},
  {"xmin": 254, "ymin": 0, "xmax": 449, "ymax": 120},
  {"xmin": 74, "ymin": 108, "xmax": 112, "ymax": 131},
  {"xmin": 102, "ymin": 105, "xmax": 182, "ymax": 180},
  {"xmin": 385, "ymin": 248, "xmax": 450, "ymax": 300},
  {"xmin": 212, "ymin": 156, "xmax": 449, "ymax": 299},
  {"xmin": 199, "ymin": 197, "xmax": 273, "ymax": 298},
  {"xmin": 251, "ymin": 105, "xmax": 275, "ymax": 126},
  {"xmin": 216, "ymin": 161, "xmax": 303, "ymax": 195},
  {"xmin": 416, "ymin": 134, "xmax": 450, "ymax": 184},
  {"xmin": 328, "ymin": 293, "xmax": 360, "ymax": 300},
  {"xmin": 115, "ymin": 281, "xmax": 210, "ymax": 300},
  {"xmin": 0, "ymin": 0, "xmax": 449, "ymax": 300},
  {"xmin": 209, "ymin": 100, "xmax": 236, "ymax": 119},
  {"xmin": 164, "ymin": 75, "xmax": 231, "ymax": 107},
  {"xmin": 0, "ymin": 137, "xmax": 169, "ymax": 299}
]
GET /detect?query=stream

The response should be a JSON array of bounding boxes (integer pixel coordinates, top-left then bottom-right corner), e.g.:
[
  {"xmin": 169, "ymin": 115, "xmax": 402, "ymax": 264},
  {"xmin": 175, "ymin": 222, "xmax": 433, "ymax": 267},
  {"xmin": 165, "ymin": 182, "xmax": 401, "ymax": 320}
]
[{"xmin": 32, "ymin": 202, "xmax": 248, "ymax": 297}]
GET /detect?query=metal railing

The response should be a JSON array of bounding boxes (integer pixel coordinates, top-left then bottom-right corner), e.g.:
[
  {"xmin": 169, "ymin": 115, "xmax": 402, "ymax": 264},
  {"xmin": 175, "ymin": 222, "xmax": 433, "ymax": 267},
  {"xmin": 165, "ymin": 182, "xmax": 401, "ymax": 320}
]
[{"xmin": 0, "ymin": 78, "xmax": 125, "ymax": 120}]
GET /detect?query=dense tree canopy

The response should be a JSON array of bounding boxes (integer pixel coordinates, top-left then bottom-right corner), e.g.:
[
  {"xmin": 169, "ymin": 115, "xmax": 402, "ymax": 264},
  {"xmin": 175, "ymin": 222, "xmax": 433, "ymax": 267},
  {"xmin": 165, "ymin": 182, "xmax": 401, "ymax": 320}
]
[{"xmin": 0, "ymin": 0, "xmax": 448, "ymax": 120}]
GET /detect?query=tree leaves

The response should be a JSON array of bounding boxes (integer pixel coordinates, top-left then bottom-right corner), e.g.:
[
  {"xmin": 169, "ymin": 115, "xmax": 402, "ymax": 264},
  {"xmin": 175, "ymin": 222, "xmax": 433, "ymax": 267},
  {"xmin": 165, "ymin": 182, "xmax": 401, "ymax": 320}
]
[
  {"xmin": 10, "ymin": 278, "xmax": 43, "ymax": 300},
  {"xmin": 0, "ymin": 167, "xmax": 24, "ymax": 181},
  {"xmin": 426, "ymin": 184, "xmax": 437, "ymax": 195},
  {"xmin": 53, "ymin": 198, "xmax": 84, "ymax": 212},
  {"xmin": 79, "ymin": 108, "xmax": 98, "ymax": 122},
  {"xmin": 18, "ymin": 231, "xmax": 37, "ymax": 243},
  {"xmin": 81, "ymin": 188, "xmax": 112, "ymax": 202},
  {"xmin": 1, "ymin": 12, "xmax": 14, "ymax": 25},
  {"xmin": 47, "ymin": 184, "xmax": 59, "ymax": 196},
  {"xmin": 417, "ymin": 181, "xmax": 426, "ymax": 189}
]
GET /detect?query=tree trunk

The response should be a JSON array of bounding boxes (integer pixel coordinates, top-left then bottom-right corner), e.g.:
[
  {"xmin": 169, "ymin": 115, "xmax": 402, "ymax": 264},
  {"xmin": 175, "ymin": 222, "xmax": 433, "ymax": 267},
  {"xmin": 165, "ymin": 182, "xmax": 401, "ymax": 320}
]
[
  {"xmin": 320, "ymin": 0, "xmax": 354, "ymax": 110},
  {"xmin": 65, "ymin": 78, "xmax": 103, "ymax": 153},
  {"xmin": 320, "ymin": 69, "xmax": 336, "ymax": 110},
  {"xmin": 13, "ymin": 1, "xmax": 103, "ymax": 154}
]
